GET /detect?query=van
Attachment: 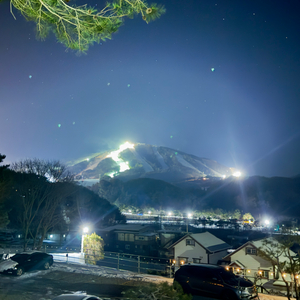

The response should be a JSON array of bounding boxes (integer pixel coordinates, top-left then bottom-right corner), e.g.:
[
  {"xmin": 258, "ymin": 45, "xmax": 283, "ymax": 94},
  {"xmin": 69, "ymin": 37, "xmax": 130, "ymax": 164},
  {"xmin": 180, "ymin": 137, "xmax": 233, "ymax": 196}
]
[{"xmin": 173, "ymin": 264, "xmax": 256, "ymax": 300}]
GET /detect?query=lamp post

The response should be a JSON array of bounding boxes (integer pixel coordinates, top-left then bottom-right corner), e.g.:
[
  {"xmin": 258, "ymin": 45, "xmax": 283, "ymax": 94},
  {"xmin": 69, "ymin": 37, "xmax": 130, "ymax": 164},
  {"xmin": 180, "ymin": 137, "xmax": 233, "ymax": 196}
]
[{"xmin": 81, "ymin": 226, "xmax": 89, "ymax": 254}]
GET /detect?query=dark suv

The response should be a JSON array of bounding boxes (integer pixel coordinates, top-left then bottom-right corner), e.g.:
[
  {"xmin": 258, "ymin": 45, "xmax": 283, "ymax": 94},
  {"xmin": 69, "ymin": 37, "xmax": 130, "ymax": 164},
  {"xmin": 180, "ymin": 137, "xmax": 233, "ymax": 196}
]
[{"xmin": 174, "ymin": 264, "xmax": 256, "ymax": 300}]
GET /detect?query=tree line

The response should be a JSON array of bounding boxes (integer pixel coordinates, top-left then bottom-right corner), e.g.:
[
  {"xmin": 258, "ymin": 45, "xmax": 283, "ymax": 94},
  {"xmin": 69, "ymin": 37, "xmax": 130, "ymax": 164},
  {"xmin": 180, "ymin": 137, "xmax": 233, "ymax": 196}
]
[{"xmin": 0, "ymin": 154, "xmax": 125, "ymax": 250}]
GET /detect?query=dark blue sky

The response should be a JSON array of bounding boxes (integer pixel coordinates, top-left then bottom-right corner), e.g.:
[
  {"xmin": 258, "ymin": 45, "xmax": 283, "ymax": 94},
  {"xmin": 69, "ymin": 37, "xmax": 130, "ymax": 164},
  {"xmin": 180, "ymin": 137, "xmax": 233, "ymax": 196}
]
[{"xmin": 1, "ymin": 0, "xmax": 300, "ymax": 177}]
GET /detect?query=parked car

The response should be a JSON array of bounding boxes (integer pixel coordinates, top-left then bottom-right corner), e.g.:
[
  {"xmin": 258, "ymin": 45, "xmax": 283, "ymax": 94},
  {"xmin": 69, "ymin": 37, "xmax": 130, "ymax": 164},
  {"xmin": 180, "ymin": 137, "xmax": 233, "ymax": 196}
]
[
  {"xmin": 0, "ymin": 251, "xmax": 53, "ymax": 276},
  {"xmin": 52, "ymin": 293, "xmax": 101, "ymax": 300},
  {"xmin": 174, "ymin": 263, "xmax": 256, "ymax": 300}
]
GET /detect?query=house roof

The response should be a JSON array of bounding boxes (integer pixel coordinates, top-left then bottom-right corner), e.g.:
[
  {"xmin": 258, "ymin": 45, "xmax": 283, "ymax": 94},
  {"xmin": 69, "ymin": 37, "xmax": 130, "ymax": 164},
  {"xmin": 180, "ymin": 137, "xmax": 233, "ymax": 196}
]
[
  {"xmin": 223, "ymin": 237, "xmax": 296, "ymax": 264},
  {"xmin": 229, "ymin": 260, "xmax": 246, "ymax": 268},
  {"xmin": 168, "ymin": 231, "xmax": 230, "ymax": 253},
  {"xmin": 99, "ymin": 224, "xmax": 152, "ymax": 233}
]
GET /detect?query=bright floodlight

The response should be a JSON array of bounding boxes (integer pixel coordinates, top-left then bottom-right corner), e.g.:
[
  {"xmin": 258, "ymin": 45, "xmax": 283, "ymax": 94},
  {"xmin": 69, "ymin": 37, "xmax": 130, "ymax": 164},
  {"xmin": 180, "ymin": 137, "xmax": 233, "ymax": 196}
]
[
  {"xmin": 188, "ymin": 213, "xmax": 193, "ymax": 219},
  {"xmin": 107, "ymin": 142, "xmax": 134, "ymax": 173},
  {"xmin": 265, "ymin": 220, "xmax": 270, "ymax": 225},
  {"xmin": 233, "ymin": 171, "xmax": 242, "ymax": 177},
  {"xmin": 168, "ymin": 212, "xmax": 172, "ymax": 216},
  {"xmin": 83, "ymin": 227, "xmax": 89, "ymax": 233}
]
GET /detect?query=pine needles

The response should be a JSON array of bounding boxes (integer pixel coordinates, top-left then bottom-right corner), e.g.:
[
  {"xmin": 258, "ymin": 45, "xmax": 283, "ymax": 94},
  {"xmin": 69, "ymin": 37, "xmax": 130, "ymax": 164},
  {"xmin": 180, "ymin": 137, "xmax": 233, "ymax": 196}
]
[{"xmin": 10, "ymin": 0, "xmax": 166, "ymax": 52}]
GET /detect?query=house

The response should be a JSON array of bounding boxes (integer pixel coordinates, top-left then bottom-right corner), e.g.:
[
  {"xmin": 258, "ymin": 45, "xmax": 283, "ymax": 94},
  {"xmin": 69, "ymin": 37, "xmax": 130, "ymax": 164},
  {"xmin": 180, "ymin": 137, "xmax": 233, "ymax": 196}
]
[
  {"xmin": 98, "ymin": 224, "xmax": 159, "ymax": 256},
  {"xmin": 168, "ymin": 231, "xmax": 231, "ymax": 268},
  {"xmin": 222, "ymin": 238, "xmax": 297, "ymax": 284}
]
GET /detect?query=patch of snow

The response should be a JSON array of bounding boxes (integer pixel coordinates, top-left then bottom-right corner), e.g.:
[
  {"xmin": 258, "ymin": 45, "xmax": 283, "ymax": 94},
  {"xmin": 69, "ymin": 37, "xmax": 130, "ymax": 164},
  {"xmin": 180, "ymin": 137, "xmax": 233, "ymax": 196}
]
[
  {"xmin": 176, "ymin": 154, "xmax": 200, "ymax": 173},
  {"xmin": 130, "ymin": 149, "xmax": 153, "ymax": 172},
  {"xmin": 153, "ymin": 147, "xmax": 168, "ymax": 170}
]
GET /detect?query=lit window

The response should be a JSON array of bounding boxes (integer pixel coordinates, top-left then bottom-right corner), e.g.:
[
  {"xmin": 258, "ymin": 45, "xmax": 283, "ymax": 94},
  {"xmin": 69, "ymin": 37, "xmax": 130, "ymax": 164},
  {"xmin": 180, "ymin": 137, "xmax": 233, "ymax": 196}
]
[{"xmin": 178, "ymin": 257, "xmax": 188, "ymax": 264}]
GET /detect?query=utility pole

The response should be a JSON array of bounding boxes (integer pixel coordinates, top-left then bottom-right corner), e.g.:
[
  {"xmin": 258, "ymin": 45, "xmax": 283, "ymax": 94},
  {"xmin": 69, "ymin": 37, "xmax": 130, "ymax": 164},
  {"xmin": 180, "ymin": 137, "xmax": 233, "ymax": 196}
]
[{"xmin": 186, "ymin": 217, "xmax": 189, "ymax": 233}]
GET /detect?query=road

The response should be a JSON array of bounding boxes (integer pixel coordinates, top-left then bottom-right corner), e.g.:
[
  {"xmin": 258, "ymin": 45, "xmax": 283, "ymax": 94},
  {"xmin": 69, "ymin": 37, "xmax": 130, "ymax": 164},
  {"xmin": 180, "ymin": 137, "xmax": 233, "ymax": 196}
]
[
  {"xmin": 0, "ymin": 270, "xmax": 132, "ymax": 299},
  {"xmin": 0, "ymin": 264, "xmax": 223, "ymax": 300}
]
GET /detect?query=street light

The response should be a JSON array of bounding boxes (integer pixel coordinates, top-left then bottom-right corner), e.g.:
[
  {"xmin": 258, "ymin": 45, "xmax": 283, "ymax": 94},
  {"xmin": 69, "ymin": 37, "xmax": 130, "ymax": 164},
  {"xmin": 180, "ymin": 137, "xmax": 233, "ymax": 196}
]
[{"xmin": 81, "ymin": 226, "xmax": 89, "ymax": 254}]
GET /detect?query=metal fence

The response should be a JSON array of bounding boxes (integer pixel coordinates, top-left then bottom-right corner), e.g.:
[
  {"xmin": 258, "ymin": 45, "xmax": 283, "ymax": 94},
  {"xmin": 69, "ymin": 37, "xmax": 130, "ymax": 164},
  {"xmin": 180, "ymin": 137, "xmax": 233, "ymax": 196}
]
[
  {"xmin": 53, "ymin": 251, "xmax": 171, "ymax": 277},
  {"xmin": 0, "ymin": 244, "xmax": 172, "ymax": 277},
  {"xmin": 96, "ymin": 252, "xmax": 170, "ymax": 276}
]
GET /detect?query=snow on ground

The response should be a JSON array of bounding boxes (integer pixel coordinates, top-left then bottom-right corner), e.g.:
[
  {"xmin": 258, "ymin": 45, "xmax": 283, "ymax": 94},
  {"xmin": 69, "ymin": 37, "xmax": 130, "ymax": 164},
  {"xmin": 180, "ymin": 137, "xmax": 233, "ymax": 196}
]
[
  {"xmin": 51, "ymin": 252, "xmax": 173, "ymax": 284},
  {"xmin": 50, "ymin": 254, "xmax": 295, "ymax": 300},
  {"xmin": 1, "ymin": 252, "xmax": 293, "ymax": 299}
]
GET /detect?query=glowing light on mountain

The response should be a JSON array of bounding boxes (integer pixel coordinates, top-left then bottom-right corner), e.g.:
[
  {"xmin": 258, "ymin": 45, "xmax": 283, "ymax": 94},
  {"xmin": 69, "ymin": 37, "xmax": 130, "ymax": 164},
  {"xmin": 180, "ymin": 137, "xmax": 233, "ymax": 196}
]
[
  {"xmin": 107, "ymin": 142, "xmax": 134, "ymax": 175},
  {"xmin": 233, "ymin": 171, "xmax": 242, "ymax": 177}
]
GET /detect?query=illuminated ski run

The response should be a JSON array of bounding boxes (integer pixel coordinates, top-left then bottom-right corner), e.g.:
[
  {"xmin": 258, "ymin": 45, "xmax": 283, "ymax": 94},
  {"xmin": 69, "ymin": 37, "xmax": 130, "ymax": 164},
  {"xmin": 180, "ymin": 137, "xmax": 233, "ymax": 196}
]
[{"xmin": 107, "ymin": 142, "xmax": 134, "ymax": 177}]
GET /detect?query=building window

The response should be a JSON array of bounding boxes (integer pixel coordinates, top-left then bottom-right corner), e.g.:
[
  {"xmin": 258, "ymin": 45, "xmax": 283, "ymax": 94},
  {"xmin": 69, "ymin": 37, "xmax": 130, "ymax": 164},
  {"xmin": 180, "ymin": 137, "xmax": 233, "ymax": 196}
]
[
  {"xmin": 186, "ymin": 239, "xmax": 195, "ymax": 246},
  {"xmin": 178, "ymin": 257, "xmax": 189, "ymax": 265},
  {"xmin": 259, "ymin": 270, "xmax": 269, "ymax": 279},
  {"xmin": 246, "ymin": 247, "xmax": 257, "ymax": 255},
  {"xmin": 125, "ymin": 233, "xmax": 134, "ymax": 241},
  {"xmin": 118, "ymin": 233, "xmax": 124, "ymax": 241},
  {"xmin": 125, "ymin": 244, "xmax": 130, "ymax": 250},
  {"xmin": 193, "ymin": 258, "xmax": 201, "ymax": 263}
]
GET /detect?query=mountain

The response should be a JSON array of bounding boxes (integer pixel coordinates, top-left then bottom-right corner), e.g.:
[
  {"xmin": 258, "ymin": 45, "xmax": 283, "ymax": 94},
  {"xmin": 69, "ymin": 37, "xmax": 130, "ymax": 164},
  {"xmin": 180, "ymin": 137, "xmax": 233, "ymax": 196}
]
[
  {"xmin": 69, "ymin": 143, "xmax": 300, "ymax": 219},
  {"xmin": 69, "ymin": 142, "xmax": 238, "ymax": 185},
  {"xmin": 91, "ymin": 175, "xmax": 300, "ymax": 219}
]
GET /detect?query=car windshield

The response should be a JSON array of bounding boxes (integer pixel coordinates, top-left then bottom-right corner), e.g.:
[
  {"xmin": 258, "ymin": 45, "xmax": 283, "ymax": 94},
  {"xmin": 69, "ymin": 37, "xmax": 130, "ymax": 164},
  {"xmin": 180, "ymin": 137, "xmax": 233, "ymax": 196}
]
[
  {"xmin": 219, "ymin": 270, "xmax": 239, "ymax": 285},
  {"xmin": 10, "ymin": 254, "xmax": 30, "ymax": 263}
]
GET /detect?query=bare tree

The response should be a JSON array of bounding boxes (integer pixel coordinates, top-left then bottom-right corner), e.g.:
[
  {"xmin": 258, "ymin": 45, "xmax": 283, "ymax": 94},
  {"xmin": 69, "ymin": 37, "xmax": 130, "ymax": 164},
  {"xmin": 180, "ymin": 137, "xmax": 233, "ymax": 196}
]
[
  {"xmin": 32, "ymin": 182, "xmax": 77, "ymax": 250},
  {"xmin": 258, "ymin": 236, "xmax": 300, "ymax": 300},
  {"xmin": 12, "ymin": 173, "xmax": 53, "ymax": 250},
  {"xmin": 0, "ymin": 154, "xmax": 10, "ymax": 228},
  {"xmin": 11, "ymin": 158, "xmax": 74, "ymax": 182},
  {"xmin": 10, "ymin": 158, "xmax": 75, "ymax": 250}
]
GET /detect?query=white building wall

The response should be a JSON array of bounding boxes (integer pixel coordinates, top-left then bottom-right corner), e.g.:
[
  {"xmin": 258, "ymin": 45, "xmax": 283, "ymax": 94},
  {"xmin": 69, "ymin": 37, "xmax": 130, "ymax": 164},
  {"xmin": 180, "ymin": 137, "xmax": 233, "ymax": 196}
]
[
  {"xmin": 229, "ymin": 249, "xmax": 274, "ymax": 281},
  {"xmin": 174, "ymin": 238, "xmax": 208, "ymax": 264}
]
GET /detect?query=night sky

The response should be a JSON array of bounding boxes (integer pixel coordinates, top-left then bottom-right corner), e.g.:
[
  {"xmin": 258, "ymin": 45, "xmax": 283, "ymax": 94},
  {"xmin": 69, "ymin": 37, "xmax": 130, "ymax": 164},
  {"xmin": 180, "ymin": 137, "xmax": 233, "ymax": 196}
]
[{"xmin": 1, "ymin": 0, "xmax": 300, "ymax": 178}]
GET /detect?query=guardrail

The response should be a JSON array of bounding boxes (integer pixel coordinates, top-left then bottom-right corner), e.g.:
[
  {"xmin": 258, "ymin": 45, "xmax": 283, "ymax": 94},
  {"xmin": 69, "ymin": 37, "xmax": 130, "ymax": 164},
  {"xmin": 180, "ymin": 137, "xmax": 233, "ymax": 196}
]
[{"xmin": 52, "ymin": 251, "xmax": 171, "ymax": 276}]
